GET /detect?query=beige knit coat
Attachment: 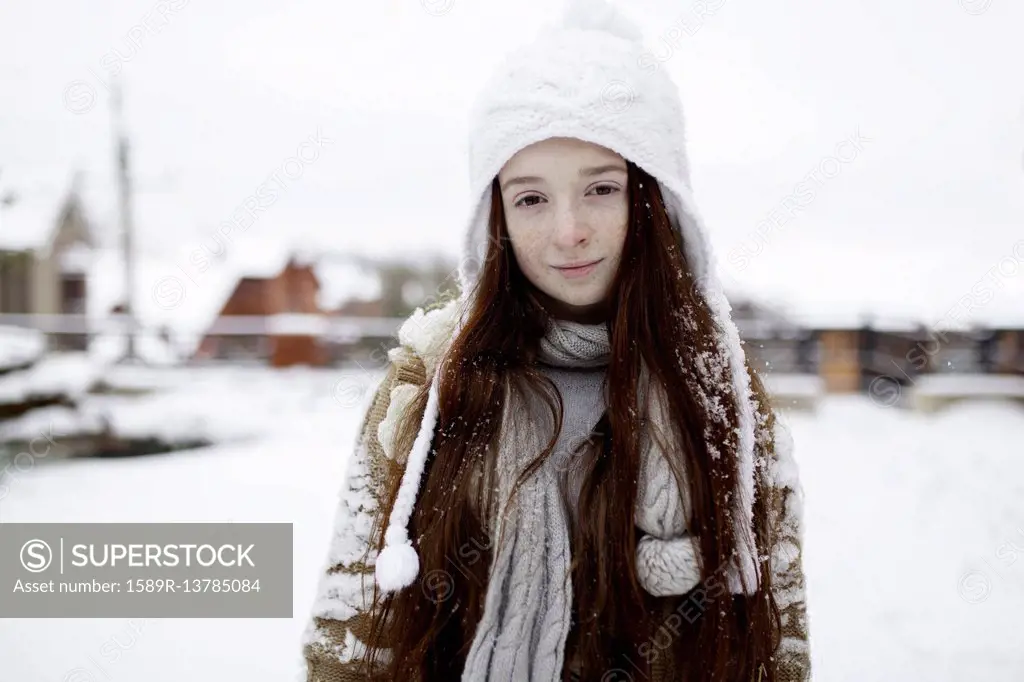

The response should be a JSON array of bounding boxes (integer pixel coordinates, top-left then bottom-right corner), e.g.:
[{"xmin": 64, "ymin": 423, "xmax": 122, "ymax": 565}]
[{"xmin": 301, "ymin": 302, "xmax": 812, "ymax": 681}]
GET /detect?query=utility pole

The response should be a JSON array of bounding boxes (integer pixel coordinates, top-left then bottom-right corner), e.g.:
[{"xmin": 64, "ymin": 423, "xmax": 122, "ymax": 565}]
[{"xmin": 112, "ymin": 77, "xmax": 138, "ymax": 362}]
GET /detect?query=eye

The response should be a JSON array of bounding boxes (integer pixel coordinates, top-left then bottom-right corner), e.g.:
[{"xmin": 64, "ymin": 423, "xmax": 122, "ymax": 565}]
[
  {"xmin": 513, "ymin": 194, "xmax": 545, "ymax": 209},
  {"xmin": 587, "ymin": 184, "xmax": 620, "ymax": 197}
]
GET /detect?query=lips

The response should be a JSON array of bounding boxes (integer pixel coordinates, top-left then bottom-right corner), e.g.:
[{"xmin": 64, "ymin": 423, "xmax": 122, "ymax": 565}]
[
  {"xmin": 553, "ymin": 259, "xmax": 602, "ymax": 270},
  {"xmin": 552, "ymin": 258, "xmax": 602, "ymax": 279}
]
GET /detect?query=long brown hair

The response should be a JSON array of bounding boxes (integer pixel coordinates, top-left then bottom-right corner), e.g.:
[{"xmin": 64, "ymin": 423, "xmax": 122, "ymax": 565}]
[{"xmin": 364, "ymin": 160, "xmax": 782, "ymax": 681}]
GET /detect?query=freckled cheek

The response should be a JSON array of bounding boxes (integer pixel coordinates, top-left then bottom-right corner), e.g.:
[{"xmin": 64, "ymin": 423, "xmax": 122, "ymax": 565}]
[
  {"xmin": 586, "ymin": 201, "xmax": 627, "ymax": 235},
  {"xmin": 591, "ymin": 213, "xmax": 628, "ymax": 255},
  {"xmin": 507, "ymin": 223, "xmax": 550, "ymax": 277}
]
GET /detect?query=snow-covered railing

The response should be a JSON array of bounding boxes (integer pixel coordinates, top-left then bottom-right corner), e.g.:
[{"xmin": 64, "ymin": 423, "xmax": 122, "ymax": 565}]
[
  {"xmin": 0, "ymin": 313, "xmax": 407, "ymax": 337},
  {"xmin": 910, "ymin": 374, "xmax": 1024, "ymax": 412}
]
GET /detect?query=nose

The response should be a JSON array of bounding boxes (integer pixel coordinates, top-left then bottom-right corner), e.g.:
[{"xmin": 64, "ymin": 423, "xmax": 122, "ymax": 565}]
[{"xmin": 552, "ymin": 203, "xmax": 589, "ymax": 249}]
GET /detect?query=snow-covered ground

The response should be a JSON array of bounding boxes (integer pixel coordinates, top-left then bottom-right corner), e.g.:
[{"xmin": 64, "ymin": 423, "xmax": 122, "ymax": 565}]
[
  {"xmin": 1, "ymin": 366, "xmax": 1023, "ymax": 681},
  {"xmin": 796, "ymin": 397, "xmax": 1024, "ymax": 680},
  {"xmin": 0, "ymin": 326, "xmax": 45, "ymax": 371}
]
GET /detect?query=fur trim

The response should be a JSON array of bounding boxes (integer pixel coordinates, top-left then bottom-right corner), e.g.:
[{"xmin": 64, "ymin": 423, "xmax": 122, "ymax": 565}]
[{"xmin": 395, "ymin": 299, "xmax": 462, "ymax": 377}]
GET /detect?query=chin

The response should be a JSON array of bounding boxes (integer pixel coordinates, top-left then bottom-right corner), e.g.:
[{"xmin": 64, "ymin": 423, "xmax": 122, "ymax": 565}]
[
  {"xmin": 545, "ymin": 286, "xmax": 607, "ymax": 309},
  {"xmin": 561, "ymin": 295, "xmax": 604, "ymax": 308}
]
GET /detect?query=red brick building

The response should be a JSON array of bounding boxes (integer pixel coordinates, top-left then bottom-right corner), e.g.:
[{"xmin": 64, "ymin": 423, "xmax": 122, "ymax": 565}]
[
  {"xmin": 193, "ymin": 254, "xmax": 390, "ymax": 367},
  {"xmin": 194, "ymin": 257, "xmax": 325, "ymax": 367}
]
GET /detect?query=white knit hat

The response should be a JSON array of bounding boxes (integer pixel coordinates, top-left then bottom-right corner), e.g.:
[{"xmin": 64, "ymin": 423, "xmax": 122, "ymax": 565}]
[{"xmin": 375, "ymin": 0, "xmax": 760, "ymax": 595}]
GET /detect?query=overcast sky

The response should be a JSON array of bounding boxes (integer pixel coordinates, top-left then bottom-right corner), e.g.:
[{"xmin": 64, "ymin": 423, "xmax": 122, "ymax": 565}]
[{"xmin": 1, "ymin": 0, "xmax": 1022, "ymax": 326}]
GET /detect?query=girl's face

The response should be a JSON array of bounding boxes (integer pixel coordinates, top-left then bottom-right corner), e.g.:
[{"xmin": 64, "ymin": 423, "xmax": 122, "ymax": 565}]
[{"xmin": 497, "ymin": 137, "xmax": 629, "ymax": 324}]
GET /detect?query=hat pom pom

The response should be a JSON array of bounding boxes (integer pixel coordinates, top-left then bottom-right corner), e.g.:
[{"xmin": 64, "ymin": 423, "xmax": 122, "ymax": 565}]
[
  {"xmin": 375, "ymin": 542, "xmax": 420, "ymax": 593},
  {"xmin": 559, "ymin": 0, "xmax": 644, "ymax": 43}
]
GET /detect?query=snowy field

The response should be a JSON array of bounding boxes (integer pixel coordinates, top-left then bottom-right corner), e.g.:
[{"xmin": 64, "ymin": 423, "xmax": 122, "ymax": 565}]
[{"xmin": 1, "ymin": 366, "xmax": 1023, "ymax": 681}]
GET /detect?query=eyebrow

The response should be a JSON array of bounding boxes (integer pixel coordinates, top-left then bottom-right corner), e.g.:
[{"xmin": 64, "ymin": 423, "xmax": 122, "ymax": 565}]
[{"xmin": 500, "ymin": 163, "xmax": 628, "ymax": 192}]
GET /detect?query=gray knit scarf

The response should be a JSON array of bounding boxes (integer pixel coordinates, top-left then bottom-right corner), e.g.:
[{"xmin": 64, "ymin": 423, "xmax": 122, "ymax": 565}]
[{"xmin": 461, "ymin": 317, "xmax": 697, "ymax": 681}]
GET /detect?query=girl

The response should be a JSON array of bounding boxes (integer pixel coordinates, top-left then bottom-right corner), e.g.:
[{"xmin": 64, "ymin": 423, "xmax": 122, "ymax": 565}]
[{"xmin": 303, "ymin": 2, "xmax": 810, "ymax": 680}]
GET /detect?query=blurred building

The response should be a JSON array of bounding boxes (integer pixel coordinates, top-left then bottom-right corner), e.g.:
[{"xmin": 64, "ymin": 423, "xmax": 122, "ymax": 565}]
[
  {"xmin": 0, "ymin": 178, "xmax": 95, "ymax": 350},
  {"xmin": 194, "ymin": 256, "xmax": 324, "ymax": 366},
  {"xmin": 736, "ymin": 297, "xmax": 1024, "ymax": 410},
  {"xmin": 377, "ymin": 255, "xmax": 460, "ymax": 318},
  {"xmin": 193, "ymin": 251, "xmax": 398, "ymax": 367}
]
